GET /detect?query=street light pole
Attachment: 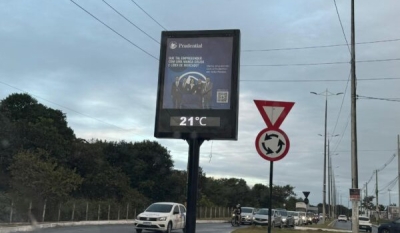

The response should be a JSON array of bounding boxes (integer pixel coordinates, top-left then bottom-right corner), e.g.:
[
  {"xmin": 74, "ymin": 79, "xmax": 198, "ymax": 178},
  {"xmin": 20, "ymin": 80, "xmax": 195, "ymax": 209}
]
[
  {"xmin": 327, "ymin": 136, "xmax": 339, "ymax": 220},
  {"xmin": 323, "ymin": 90, "xmax": 327, "ymax": 224},
  {"xmin": 350, "ymin": 0, "xmax": 359, "ymax": 232},
  {"xmin": 311, "ymin": 90, "xmax": 343, "ymax": 224}
]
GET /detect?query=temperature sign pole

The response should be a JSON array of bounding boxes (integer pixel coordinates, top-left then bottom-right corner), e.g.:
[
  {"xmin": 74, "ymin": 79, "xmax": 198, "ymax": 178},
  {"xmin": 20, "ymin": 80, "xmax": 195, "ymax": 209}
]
[{"xmin": 254, "ymin": 100, "xmax": 294, "ymax": 233}]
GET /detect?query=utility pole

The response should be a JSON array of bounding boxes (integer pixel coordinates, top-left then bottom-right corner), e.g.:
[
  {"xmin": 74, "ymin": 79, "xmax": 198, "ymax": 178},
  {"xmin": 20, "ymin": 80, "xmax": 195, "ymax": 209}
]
[
  {"xmin": 365, "ymin": 182, "xmax": 368, "ymax": 217},
  {"xmin": 328, "ymin": 140, "xmax": 331, "ymax": 219},
  {"xmin": 323, "ymin": 90, "xmax": 327, "ymax": 224},
  {"xmin": 350, "ymin": 0, "xmax": 359, "ymax": 232},
  {"xmin": 398, "ymin": 135, "xmax": 400, "ymax": 215},
  {"xmin": 376, "ymin": 170, "xmax": 379, "ymax": 224}
]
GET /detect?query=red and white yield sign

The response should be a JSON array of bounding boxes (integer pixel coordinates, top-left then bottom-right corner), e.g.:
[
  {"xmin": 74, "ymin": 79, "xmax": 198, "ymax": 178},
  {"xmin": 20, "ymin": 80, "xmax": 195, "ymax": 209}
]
[{"xmin": 254, "ymin": 100, "xmax": 295, "ymax": 162}]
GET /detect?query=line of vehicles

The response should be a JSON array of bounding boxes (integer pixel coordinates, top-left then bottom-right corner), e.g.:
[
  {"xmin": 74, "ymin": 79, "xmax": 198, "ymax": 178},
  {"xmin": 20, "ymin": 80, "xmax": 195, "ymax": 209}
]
[
  {"xmin": 132, "ymin": 202, "xmax": 318, "ymax": 233},
  {"xmin": 239, "ymin": 206, "xmax": 320, "ymax": 227},
  {"xmin": 130, "ymin": 201, "xmax": 397, "ymax": 233}
]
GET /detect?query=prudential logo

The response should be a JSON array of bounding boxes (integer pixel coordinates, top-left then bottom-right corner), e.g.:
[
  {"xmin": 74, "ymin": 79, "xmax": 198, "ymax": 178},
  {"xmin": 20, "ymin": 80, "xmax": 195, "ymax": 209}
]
[{"xmin": 170, "ymin": 41, "xmax": 178, "ymax": 49}]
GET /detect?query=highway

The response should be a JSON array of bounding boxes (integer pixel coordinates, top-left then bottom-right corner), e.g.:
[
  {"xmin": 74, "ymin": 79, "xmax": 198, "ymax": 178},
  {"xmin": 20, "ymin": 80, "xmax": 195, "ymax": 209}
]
[
  {"xmin": 333, "ymin": 220, "xmax": 377, "ymax": 233},
  {"xmin": 14, "ymin": 223, "xmax": 234, "ymax": 233}
]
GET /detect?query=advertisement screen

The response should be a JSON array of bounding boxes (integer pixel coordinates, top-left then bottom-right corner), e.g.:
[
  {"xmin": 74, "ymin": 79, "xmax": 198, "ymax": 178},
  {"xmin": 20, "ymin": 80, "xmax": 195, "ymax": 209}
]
[
  {"xmin": 162, "ymin": 37, "xmax": 233, "ymax": 110},
  {"xmin": 154, "ymin": 30, "xmax": 240, "ymax": 140}
]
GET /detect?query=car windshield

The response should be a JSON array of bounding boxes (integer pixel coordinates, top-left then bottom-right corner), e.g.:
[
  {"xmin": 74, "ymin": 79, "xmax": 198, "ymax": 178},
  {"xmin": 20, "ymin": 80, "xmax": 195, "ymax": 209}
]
[
  {"xmin": 256, "ymin": 209, "xmax": 269, "ymax": 215},
  {"xmin": 339, "ymin": 215, "xmax": 346, "ymax": 218},
  {"xmin": 359, "ymin": 217, "xmax": 369, "ymax": 221},
  {"xmin": 242, "ymin": 208, "xmax": 253, "ymax": 213},
  {"xmin": 280, "ymin": 211, "xmax": 287, "ymax": 216},
  {"xmin": 146, "ymin": 204, "xmax": 173, "ymax": 213}
]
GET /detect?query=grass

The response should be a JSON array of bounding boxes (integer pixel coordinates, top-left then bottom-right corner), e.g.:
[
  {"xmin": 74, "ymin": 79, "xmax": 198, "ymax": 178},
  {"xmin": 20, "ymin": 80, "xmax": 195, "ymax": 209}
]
[{"xmin": 231, "ymin": 225, "xmax": 342, "ymax": 233}]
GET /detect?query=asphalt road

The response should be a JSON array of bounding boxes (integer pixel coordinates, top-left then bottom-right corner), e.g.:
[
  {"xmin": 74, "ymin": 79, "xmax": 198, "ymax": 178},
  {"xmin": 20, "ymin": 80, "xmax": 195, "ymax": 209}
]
[
  {"xmin": 16, "ymin": 223, "xmax": 235, "ymax": 233},
  {"xmin": 334, "ymin": 220, "xmax": 378, "ymax": 233}
]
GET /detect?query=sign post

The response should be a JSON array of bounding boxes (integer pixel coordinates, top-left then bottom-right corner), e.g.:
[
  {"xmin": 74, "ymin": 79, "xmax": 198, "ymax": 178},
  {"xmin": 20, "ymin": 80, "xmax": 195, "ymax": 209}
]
[
  {"xmin": 254, "ymin": 100, "xmax": 294, "ymax": 233},
  {"xmin": 155, "ymin": 29, "xmax": 240, "ymax": 233}
]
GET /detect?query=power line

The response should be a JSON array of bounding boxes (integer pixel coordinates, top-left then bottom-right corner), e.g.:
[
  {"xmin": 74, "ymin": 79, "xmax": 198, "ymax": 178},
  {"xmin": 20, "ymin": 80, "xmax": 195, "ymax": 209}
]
[
  {"xmin": 332, "ymin": 114, "xmax": 350, "ymax": 154},
  {"xmin": 379, "ymin": 175, "xmax": 398, "ymax": 192},
  {"xmin": 241, "ymin": 58, "xmax": 400, "ymax": 67},
  {"xmin": 242, "ymin": 38, "xmax": 400, "ymax": 52},
  {"xmin": 240, "ymin": 77, "xmax": 400, "ymax": 83},
  {"xmin": 102, "ymin": 0, "xmax": 160, "ymax": 44},
  {"xmin": 364, "ymin": 154, "xmax": 397, "ymax": 186},
  {"xmin": 357, "ymin": 95, "xmax": 400, "ymax": 102},
  {"xmin": 377, "ymin": 154, "xmax": 397, "ymax": 172},
  {"xmin": 331, "ymin": 71, "xmax": 350, "ymax": 138},
  {"xmin": 70, "ymin": 0, "xmax": 158, "ymax": 60},
  {"xmin": 130, "ymin": 0, "xmax": 167, "ymax": 31},
  {"xmin": 333, "ymin": 0, "xmax": 351, "ymax": 54}
]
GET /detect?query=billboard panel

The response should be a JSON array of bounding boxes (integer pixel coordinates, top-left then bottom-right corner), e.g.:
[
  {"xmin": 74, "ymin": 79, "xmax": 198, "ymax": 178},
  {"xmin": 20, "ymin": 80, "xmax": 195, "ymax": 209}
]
[{"xmin": 154, "ymin": 30, "xmax": 240, "ymax": 140}]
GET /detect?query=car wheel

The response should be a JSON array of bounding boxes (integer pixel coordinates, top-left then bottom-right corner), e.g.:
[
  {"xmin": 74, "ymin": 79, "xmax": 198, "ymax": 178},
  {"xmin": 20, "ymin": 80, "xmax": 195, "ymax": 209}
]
[
  {"xmin": 165, "ymin": 222, "xmax": 172, "ymax": 233},
  {"xmin": 381, "ymin": 229, "xmax": 390, "ymax": 233},
  {"xmin": 136, "ymin": 230, "xmax": 142, "ymax": 233}
]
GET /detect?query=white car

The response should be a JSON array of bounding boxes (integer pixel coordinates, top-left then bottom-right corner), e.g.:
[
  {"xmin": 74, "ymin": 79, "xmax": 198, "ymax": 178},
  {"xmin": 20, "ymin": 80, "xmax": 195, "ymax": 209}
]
[
  {"xmin": 289, "ymin": 211, "xmax": 303, "ymax": 226},
  {"xmin": 134, "ymin": 202, "xmax": 186, "ymax": 233},
  {"xmin": 338, "ymin": 215, "xmax": 348, "ymax": 222},
  {"xmin": 359, "ymin": 216, "xmax": 372, "ymax": 232}
]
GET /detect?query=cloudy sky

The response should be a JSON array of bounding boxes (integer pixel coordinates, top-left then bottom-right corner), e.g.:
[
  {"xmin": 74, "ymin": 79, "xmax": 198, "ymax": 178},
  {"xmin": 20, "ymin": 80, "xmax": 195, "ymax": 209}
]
[{"xmin": 1, "ymin": 0, "xmax": 400, "ymax": 208}]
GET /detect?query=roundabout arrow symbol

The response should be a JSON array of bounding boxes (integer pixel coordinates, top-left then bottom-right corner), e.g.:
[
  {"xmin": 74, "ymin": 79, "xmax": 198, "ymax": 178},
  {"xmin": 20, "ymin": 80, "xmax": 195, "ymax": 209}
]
[
  {"xmin": 276, "ymin": 139, "xmax": 285, "ymax": 153},
  {"xmin": 264, "ymin": 133, "xmax": 278, "ymax": 140},
  {"xmin": 262, "ymin": 142, "xmax": 274, "ymax": 154}
]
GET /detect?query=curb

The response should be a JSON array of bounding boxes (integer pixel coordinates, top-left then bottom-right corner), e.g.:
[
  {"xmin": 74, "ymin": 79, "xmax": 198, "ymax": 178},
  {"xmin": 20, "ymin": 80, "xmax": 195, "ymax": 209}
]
[
  {"xmin": 294, "ymin": 226, "xmax": 351, "ymax": 232},
  {"xmin": 0, "ymin": 220, "xmax": 228, "ymax": 233}
]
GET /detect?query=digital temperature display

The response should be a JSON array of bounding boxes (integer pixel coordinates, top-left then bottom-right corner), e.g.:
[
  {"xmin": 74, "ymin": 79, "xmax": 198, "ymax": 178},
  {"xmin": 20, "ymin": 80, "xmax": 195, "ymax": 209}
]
[
  {"xmin": 170, "ymin": 116, "xmax": 220, "ymax": 127},
  {"xmin": 154, "ymin": 29, "xmax": 240, "ymax": 140}
]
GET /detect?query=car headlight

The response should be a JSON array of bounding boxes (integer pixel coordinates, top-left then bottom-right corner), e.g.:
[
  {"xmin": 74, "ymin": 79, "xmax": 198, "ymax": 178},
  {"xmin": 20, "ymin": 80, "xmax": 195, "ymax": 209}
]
[
  {"xmin": 158, "ymin": 217, "xmax": 167, "ymax": 221},
  {"xmin": 136, "ymin": 215, "xmax": 141, "ymax": 220}
]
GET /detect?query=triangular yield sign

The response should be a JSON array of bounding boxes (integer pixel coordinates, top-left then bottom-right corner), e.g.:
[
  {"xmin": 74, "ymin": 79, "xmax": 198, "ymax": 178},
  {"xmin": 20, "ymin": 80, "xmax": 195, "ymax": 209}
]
[
  {"xmin": 254, "ymin": 100, "xmax": 295, "ymax": 129},
  {"xmin": 303, "ymin": 191, "xmax": 310, "ymax": 198}
]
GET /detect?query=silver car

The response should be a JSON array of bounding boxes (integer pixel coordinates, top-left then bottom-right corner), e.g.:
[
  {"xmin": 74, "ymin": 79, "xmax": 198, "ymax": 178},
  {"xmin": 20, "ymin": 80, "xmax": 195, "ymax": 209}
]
[
  {"xmin": 240, "ymin": 207, "xmax": 255, "ymax": 225},
  {"xmin": 289, "ymin": 211, "xmax": 302, "ymax": 226},
  {"xmin": 276, "ymin": 209, "xmax": 294, "ymax": 227},
  {"xmin": 253, "ymin": 208, "xmax": 282, "ymax": 228}
]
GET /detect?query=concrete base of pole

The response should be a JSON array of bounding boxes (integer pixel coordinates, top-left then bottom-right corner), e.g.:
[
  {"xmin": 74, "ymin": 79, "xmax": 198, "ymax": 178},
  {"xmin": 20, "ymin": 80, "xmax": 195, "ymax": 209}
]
[{"xmin": 351, "ymin": 201, "xmax": 359, "ymax": 233}]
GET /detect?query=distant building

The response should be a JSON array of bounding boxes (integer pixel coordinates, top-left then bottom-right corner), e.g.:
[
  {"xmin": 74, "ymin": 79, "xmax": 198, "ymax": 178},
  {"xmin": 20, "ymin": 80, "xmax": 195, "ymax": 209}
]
[{"xmin": 295, "ymin": 202, "xmax": 318, "ymax": 214}]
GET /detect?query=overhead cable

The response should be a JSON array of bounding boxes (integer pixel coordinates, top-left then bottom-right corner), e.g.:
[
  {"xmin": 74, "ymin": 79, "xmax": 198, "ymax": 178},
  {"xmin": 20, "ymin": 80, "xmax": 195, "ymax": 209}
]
[
  {"xmin": 102, "ymin": 0, "xmax": 160, "ymax": 44},
  {"xmin": 70, "ymin": 0, "xmax": 158, "ymax": 60},
  {"xmin": 242, "ymin": 38, "xmax": 400, "ymax": 52},
  {"xmin": 130, "ymin": 0, "xmax": 167, "ymax": 30},
  {"xmin": 333, "ymin": 0, "xmax": 351, "ymax": 54}
]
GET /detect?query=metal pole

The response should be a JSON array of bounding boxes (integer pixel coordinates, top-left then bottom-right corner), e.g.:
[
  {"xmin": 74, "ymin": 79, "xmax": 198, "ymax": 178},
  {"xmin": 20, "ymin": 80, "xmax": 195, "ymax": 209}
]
[
  {"xmin": 328, "ymin": 140, "xmax": 331, "ymax": 219},
  {"xmin": 397, "ymin": 135, "xmax": 400, "ymax": 215},
  {"xmin": 366, "ymin": 183, "xmax": 368, "ymax": 217},
  {"xmin": 186, "ymin": 138, "xmax": 204, "ymax": 233},
  {"xmin": 350, "ymin": 0, "xmax": 359, "ymax": 231},
  {"xmin": 42, "ymin": 199, "xmax": 47, "ymax": 222},
  {"xmin": 376, "ymin": 170, "xmax": 379, "ymax": 224},
  {"xmin": 322, "ymin": 90, "xmax": 327, "ymax": 224},
  {"xmin": 268, "ymin": 161, "xmax": 273, "ymax": 233}
]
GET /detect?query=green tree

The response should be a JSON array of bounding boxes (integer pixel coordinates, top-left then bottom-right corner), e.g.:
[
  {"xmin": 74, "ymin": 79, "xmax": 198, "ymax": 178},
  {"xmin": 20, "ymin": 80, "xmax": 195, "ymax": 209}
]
[
  {"xmin": 102, "ymin": 140, "xmax": 174, "ymax": 202},
  {"xmin": 9, "ymin": 149, "xmax": 83, "ymax": 201},
  {"xmin": 0, "ymin": 112, "xmax": 19, "ymax": 190},
  {"xmin": 0, "ymin": 93, "xmax": 75, "ymax": 164}
]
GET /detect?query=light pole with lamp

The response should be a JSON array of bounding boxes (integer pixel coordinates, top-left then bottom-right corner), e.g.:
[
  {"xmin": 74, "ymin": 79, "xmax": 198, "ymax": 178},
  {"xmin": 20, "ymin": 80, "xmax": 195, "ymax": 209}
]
[
  {"xmin": 328, "ymin": 135, "xmax": 339, "ymax": 219},
  {"xmin": 311, "ymin": 90, "xmax": 343, "ymax": 224},
  {"xmin": 318, "ymin": 134, "xmax": 339, "ymax": 220}
]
